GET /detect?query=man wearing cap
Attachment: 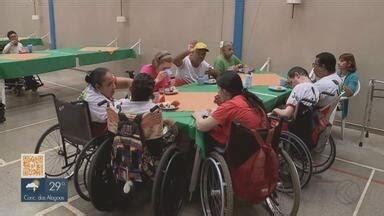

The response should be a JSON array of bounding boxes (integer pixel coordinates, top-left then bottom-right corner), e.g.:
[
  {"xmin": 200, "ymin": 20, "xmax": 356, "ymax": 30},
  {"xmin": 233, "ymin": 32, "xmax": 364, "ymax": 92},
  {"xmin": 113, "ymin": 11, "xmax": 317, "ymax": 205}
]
[{"xmin": 173, "ymin": 41, "xmax": 217, "ymax": 85}]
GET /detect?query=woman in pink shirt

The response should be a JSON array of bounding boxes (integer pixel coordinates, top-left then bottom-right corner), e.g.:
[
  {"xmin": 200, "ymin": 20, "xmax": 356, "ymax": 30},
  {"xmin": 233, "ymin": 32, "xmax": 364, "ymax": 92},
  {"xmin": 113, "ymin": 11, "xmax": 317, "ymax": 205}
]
[{"xmin": 140, "ymin": 51, "xmax": 173, "ymax": 91}]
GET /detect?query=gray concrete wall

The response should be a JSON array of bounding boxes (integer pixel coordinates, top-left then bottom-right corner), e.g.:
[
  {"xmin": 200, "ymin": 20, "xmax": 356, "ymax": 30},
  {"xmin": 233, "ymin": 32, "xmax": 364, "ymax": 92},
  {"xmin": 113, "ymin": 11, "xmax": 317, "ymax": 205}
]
[{"xmin": 0, "ymin": 0, "xmax": 383, "ymax": 129}]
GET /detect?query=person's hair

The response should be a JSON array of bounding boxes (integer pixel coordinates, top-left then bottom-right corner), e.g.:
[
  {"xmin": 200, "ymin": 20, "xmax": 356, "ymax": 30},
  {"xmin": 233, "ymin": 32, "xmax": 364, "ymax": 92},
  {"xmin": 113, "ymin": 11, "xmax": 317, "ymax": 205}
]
[
  {"xmin": 216, "ymin": 71, "xmax": 266, "ymax": 111},
  {"xmin": 316, "ymin": 52, "xmax": 336, "ymax": 73},
  {"xmin": 339, "ymin": 53, "xmax": 357, "ymax": 73},
  {"xmin": 7, "ymin": 30, "xmax": 17, "ymax": 39},
  {"xmin": 152, "ymin": 51, "xmax": 172, "ymax": 69},
  {"xmin": 85, "ymin": 67, "xmax": 109, "ymax": 89},
  {"xmin": 131, "ymin": 73, "xmax": 155, "ymax": 101},
  {"xmin": 220, "ymin": 41, "xmax": 233, "ymax": 51},
  {"xmin": 287, "ymin": 66, "xmax": 309, "ymax": 78}
]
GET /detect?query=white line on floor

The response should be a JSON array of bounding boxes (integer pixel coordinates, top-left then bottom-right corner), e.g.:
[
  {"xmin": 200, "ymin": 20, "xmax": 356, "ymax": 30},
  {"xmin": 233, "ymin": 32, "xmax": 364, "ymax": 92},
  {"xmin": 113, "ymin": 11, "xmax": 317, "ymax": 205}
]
[
  {"xmin": 0, "ymin": 158, "xmax": 6, "ymax": 165},
  {"xmin": 353, "ymin": 169, "xmax": 375, "ymax": 216},
  {"xmin": 44, "ymin": 80, "xmax": 82, "ymax": 92},
  {"xmin": 335, "ymin": 157, "xmax": 384, "ymax": 173},
  {"xmin": 0, "ymin": 118, "xmax": 56, "ymax": 134},
  {"xmin": 34, "ymin": 195, "xmax": 81, "ymax": 216},
  {"xmin": 63, "ymin": 203, "xmax": 85, "ymax": 216}
]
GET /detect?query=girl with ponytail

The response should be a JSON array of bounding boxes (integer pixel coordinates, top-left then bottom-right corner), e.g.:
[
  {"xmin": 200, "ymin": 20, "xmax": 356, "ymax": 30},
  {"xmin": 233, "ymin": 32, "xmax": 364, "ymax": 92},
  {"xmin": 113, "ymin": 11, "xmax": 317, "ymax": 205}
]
[{"xmin": 193, "ymin": 71, "xmax": 267, "ymax": 146}]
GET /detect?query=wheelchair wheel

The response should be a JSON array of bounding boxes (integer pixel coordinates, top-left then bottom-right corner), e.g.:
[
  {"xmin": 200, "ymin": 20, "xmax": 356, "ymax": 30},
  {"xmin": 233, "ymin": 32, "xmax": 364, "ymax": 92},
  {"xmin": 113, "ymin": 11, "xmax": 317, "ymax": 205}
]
[
  {"xmin": 152, "ymin": 145, "xmax": 190, "ymax": 216},
  {"xmin": 267, "ymin": 149, "xmax": 301, "ymax": 216},
  {"xmin": 34, "ymin": 124, "xmax": 78, "ymax": 178},
  {"xmin": 312, "ymin": 135, "xmax": 336, "ymax": 174},
  {"xmin": 74, "ymin": 135, "xmax": 110, "ymax": 201},
  {"xmin": 200, "ymin": 151, "xmax": 234, "ymax": 216},
  {"xmin": 87, "ymin": 137, "xmax": 116, "ymax": 211},
  {"xmin": 280, "ymin": 131, "xmax": 312, "ymax": 189}
]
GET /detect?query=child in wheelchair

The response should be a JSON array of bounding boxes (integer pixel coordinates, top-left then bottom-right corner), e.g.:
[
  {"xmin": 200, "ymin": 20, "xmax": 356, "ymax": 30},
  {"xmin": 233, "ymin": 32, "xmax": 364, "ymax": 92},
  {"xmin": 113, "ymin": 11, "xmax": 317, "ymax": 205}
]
[
  {"xmin": 87, "ymin": 72, "xmax": 178, "ymax": 210},
  {"xmin": 272, "ymin": 66, "xmax": 319, "ymax": 149},
  {"xmin": 272, "ymin": 65, "xmax": 340, "ymax": 151},
  {"xmin": 3, "ymin": 31, "xmax": 43, "ymax": 94}
]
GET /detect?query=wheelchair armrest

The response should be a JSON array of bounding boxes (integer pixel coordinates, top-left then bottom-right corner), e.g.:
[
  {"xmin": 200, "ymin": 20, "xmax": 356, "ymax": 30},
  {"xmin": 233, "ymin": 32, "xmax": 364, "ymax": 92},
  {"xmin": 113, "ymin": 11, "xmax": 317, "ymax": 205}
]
[{"xmin": 39, "ymin": 93, "xmax": 56, "ymax": 99}]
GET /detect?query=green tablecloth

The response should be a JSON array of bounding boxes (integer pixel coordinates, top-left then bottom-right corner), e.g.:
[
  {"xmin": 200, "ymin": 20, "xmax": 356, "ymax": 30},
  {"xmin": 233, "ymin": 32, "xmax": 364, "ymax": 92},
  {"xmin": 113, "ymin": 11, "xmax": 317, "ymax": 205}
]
[
  {"xmin": 58, "ymin": 48, "xmax": 137, "ymax": 66},
  {"xmin": 0, "ymin": 50, "xmax": 77, "ymax": 79},
  {"xmin": 162, "ymin": 81, "xmax": 290, "ymax": 157},
  {"xmin": 0, "ymin": 37, "xmax": 44, "ymax": 47},
  {"xmin": 0, "ymin": 48, "xmax": 137, "ymax": 79}
]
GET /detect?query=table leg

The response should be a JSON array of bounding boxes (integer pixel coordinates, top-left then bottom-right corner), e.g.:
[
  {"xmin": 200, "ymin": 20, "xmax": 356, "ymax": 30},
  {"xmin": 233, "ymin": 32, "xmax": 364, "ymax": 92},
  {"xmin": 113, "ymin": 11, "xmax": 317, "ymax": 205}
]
[
  {"xmin": 188, "ymin": 146, "xmax": 202, "ymax": 201},
  {"xmin": 0, "ymin": 79, "xmax": 5, "ymax": 107}
]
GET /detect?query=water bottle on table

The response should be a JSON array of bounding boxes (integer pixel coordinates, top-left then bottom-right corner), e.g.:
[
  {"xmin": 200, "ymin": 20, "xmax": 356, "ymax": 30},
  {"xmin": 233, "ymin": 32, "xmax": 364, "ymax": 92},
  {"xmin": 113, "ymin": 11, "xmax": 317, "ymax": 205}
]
[
  {"xmin": 26, "ymin": 44, "xmax": 33, "ymax": 53},
  {"xmin": 243, "ymin": 72, "xmax": 253, "ymax": 89}
]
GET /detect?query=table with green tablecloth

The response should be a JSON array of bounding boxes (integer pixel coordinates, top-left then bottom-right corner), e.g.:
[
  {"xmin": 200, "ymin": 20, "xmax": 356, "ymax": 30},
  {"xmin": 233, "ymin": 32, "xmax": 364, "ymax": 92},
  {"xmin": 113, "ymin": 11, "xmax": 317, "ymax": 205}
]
[
  {"xmin": 0, "ymin": 47, "xmax": 137, "ymax": 105},
  {"xmin": 161, "ymin": 74, "xmax": 291, "ymax": 158},
  {"xmin": 0, "ymin": 47, "xmax": 136, "ymax": 79}
]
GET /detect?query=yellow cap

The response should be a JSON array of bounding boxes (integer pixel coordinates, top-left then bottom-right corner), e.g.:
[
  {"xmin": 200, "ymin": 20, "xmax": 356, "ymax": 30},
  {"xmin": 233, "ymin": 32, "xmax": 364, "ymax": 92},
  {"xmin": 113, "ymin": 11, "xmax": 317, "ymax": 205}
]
[{"xmin": 193, "ymin": 42, "xmax": 209, "ymax": 52}]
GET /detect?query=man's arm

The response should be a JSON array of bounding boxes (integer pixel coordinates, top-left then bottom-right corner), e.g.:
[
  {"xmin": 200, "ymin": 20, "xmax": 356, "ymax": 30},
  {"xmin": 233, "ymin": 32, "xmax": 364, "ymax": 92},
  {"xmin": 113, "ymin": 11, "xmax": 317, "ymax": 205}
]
[
  {"xmin": 173, "ymin": 50, "xmax": 190, "ymax": 67},
  {"xmin": 115, "ymin": 76, "xmax": 133, "ymax": 89},
  {"xmin": 272, "ymin": 106, "xmax": 295, "ymax": 119},
  {"xmin": 173, "ymin": 41, "xmax": 197, "ymax": 67}
]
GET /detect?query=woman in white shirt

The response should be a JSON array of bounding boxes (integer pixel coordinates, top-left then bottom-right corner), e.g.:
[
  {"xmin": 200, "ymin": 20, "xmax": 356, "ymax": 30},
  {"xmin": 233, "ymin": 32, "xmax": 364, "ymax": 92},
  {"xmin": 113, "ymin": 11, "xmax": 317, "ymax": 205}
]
[{"xmin": 79, "ymin": 67, "xmax": 132, "ymax": 135}]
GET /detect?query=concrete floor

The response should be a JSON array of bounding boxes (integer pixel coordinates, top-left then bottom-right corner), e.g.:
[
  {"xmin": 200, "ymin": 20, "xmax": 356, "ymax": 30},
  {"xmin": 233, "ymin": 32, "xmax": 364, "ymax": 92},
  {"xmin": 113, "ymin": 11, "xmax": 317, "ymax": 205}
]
[{"xmin": 0, "ymin": 69, "xmax": 383, "ymax": 216}]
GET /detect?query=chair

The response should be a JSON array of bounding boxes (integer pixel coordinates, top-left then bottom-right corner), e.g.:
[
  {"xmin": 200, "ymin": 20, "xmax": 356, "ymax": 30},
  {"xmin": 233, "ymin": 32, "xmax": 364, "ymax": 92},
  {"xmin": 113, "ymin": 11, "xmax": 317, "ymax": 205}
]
[
  {"xmin": 34, "ymin": 94, "xmax": 95, "ymax": 177},
  {"xmin": 338, "ymin": 80, "xmax": 361, "ymax": 139}
]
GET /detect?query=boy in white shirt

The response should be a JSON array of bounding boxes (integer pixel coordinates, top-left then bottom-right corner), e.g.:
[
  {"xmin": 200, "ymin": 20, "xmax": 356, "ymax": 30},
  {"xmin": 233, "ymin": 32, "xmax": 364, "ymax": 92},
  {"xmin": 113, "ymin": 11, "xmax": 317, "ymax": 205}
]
[
  {"xmin": 312, "ymin": 52, "xmax": 342, "ymax": 107},
  {"xmin": 3, "ymin": 30, "xmax": 39, "ymax": 91},
  {"xmin": 173, "ymin": 41, "xmax": 217, "ymax": 85},
  {"xmin": 272, "ymin": 66, "xmax": 319, "ymax": 119}
]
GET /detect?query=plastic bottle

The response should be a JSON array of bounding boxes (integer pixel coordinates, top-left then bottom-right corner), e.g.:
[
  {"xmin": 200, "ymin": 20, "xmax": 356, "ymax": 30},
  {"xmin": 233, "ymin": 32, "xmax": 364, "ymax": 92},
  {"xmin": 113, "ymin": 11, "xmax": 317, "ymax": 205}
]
[{"xmin": 243, "ymin": 72, "xmax": 253, "ymax": 89}]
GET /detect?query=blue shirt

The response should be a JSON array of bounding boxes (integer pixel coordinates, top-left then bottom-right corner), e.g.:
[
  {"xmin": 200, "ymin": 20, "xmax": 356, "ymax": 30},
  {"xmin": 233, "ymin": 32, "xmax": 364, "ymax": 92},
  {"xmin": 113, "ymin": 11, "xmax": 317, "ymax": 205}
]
[{"xmin": 341, "ymin": 71, "xmax": 359, "ymax": 119}]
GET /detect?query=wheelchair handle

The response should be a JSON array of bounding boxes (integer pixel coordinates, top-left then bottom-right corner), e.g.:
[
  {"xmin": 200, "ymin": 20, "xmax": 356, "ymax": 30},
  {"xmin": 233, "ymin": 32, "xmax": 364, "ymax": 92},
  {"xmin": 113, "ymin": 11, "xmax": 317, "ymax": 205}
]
[
  {"xmin": 150, "ymin": 105, "xmax": 160, "ymax": 113},
  {"xmin": 97, "ymin": 100, "xmax": 108, "ymax": 107},
  {"xmin": 39, "ymin": 93, "xmax": 56, "ymax": 99},
  {"xmin": 319, "ymin": 91, "xmax": 335, "ymax": 97}
]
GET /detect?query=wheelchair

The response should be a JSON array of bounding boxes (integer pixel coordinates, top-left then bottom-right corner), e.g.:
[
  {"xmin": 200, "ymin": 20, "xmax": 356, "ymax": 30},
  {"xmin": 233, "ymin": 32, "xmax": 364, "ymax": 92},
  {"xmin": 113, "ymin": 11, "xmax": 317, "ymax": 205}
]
[
  {"xmin": 152, "ymin": 116, "xmax": 301, "ymax": 216},
  {"xmin": 34, "ymin": 94, "xmax": 113, "ymax": 202},
  {"xmin": 87, "ymin": 105, "xmax": 178, "ymax": 211},
  {"xmin": 5, "ymin": 75, "xmax": 43, "ymax": 96},
  {"xmin": 281, "ymin": 91, "xmax": 342, "ymax": 176}
]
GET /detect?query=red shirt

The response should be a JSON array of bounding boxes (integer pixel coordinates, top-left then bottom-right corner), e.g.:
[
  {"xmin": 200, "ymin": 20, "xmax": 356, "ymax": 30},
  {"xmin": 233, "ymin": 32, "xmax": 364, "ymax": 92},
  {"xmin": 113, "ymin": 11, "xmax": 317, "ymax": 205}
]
[
  {"xmin": 210, "ymin": 95, "xmax": 267, "ymax": 145},
  {"xmin": 140, "ymin": 64, "xmax": 170, "ymax": 91}
]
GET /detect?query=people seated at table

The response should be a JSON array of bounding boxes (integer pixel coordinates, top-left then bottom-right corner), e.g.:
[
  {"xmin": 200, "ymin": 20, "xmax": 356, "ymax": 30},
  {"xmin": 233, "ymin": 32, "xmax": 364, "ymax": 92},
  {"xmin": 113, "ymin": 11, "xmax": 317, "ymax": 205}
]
[
  {"xmin": 272, "ymin": 66, "xmax": 319, "ymax": 119},
  {"xmin": 312, "ymin": 52, "xmax": 342, "ymax": 107},
  {"xmin": 79, "ymin": 67, "xmax": 132, "ymax": 135},
  {"xmin": 213, "ymin": 41, "xmax": 243, "ymax": 75},
  {"xmin": 337, "ymin": 53, "xmax": 359, "ymax": 119},
  {"xmin": 173, "ymin": 41, "xmax": 217, "ymax": 85},
  {"xmin": 140, "ymin": 51, "xmax": 173, "ymax": 92},
  {"xmin": 193, "ymin": 71, "xmax": 267, "ymax": 146},
  {"xmin": 2, "ymin": 30, "xmax": 39, "ymax": 91}
]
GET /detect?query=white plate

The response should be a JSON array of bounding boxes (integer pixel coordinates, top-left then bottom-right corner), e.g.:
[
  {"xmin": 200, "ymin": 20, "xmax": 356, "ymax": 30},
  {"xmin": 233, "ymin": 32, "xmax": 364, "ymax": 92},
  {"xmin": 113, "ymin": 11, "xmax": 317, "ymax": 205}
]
[
  {"xmin": 268, "ymin": 85, "xmax": 287, "ymax": 92},
  {"xmin": 204, "ymin": 79, "xmax": 216, "ymax": 85},
  {"xmin": 158, "ymin": 103, "xmax": 178, "ymax": 111},
  {"xmin": 238, "ymin": 67, "xmax": 255, "ymax": 73},
  {"xmin": 164, "ymin": 87, "xmax": 178, "ymax": 95}
]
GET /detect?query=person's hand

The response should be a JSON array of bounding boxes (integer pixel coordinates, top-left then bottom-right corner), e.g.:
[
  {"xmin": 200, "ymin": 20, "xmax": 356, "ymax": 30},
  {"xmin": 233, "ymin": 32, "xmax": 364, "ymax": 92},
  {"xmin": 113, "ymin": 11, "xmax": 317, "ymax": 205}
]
[
  {"xmin": 214, "ymin": 94, "xmax": 223, "ymax": 105},
  {"xmin": 155, "ymin": 71, "xmax": 168, "ymax": 83},
  {"xmin": 188, "ymin": 40, "xmax": 198, "ymax": 53},
  {"xmin": 233, "ymin": 64, "xmax": 243, "ymax": 72},
  {"xmin": 206, "ymin": 67, "xmax": 217, "ymax": 78}
]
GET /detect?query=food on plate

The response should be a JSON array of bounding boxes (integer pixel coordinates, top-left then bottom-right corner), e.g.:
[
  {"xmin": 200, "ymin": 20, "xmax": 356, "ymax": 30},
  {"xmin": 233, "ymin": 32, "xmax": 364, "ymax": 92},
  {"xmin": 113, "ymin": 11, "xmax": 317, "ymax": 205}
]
[{"xmin": 171, "ymin": 100, "xmax": 180, "ymax": 107}]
